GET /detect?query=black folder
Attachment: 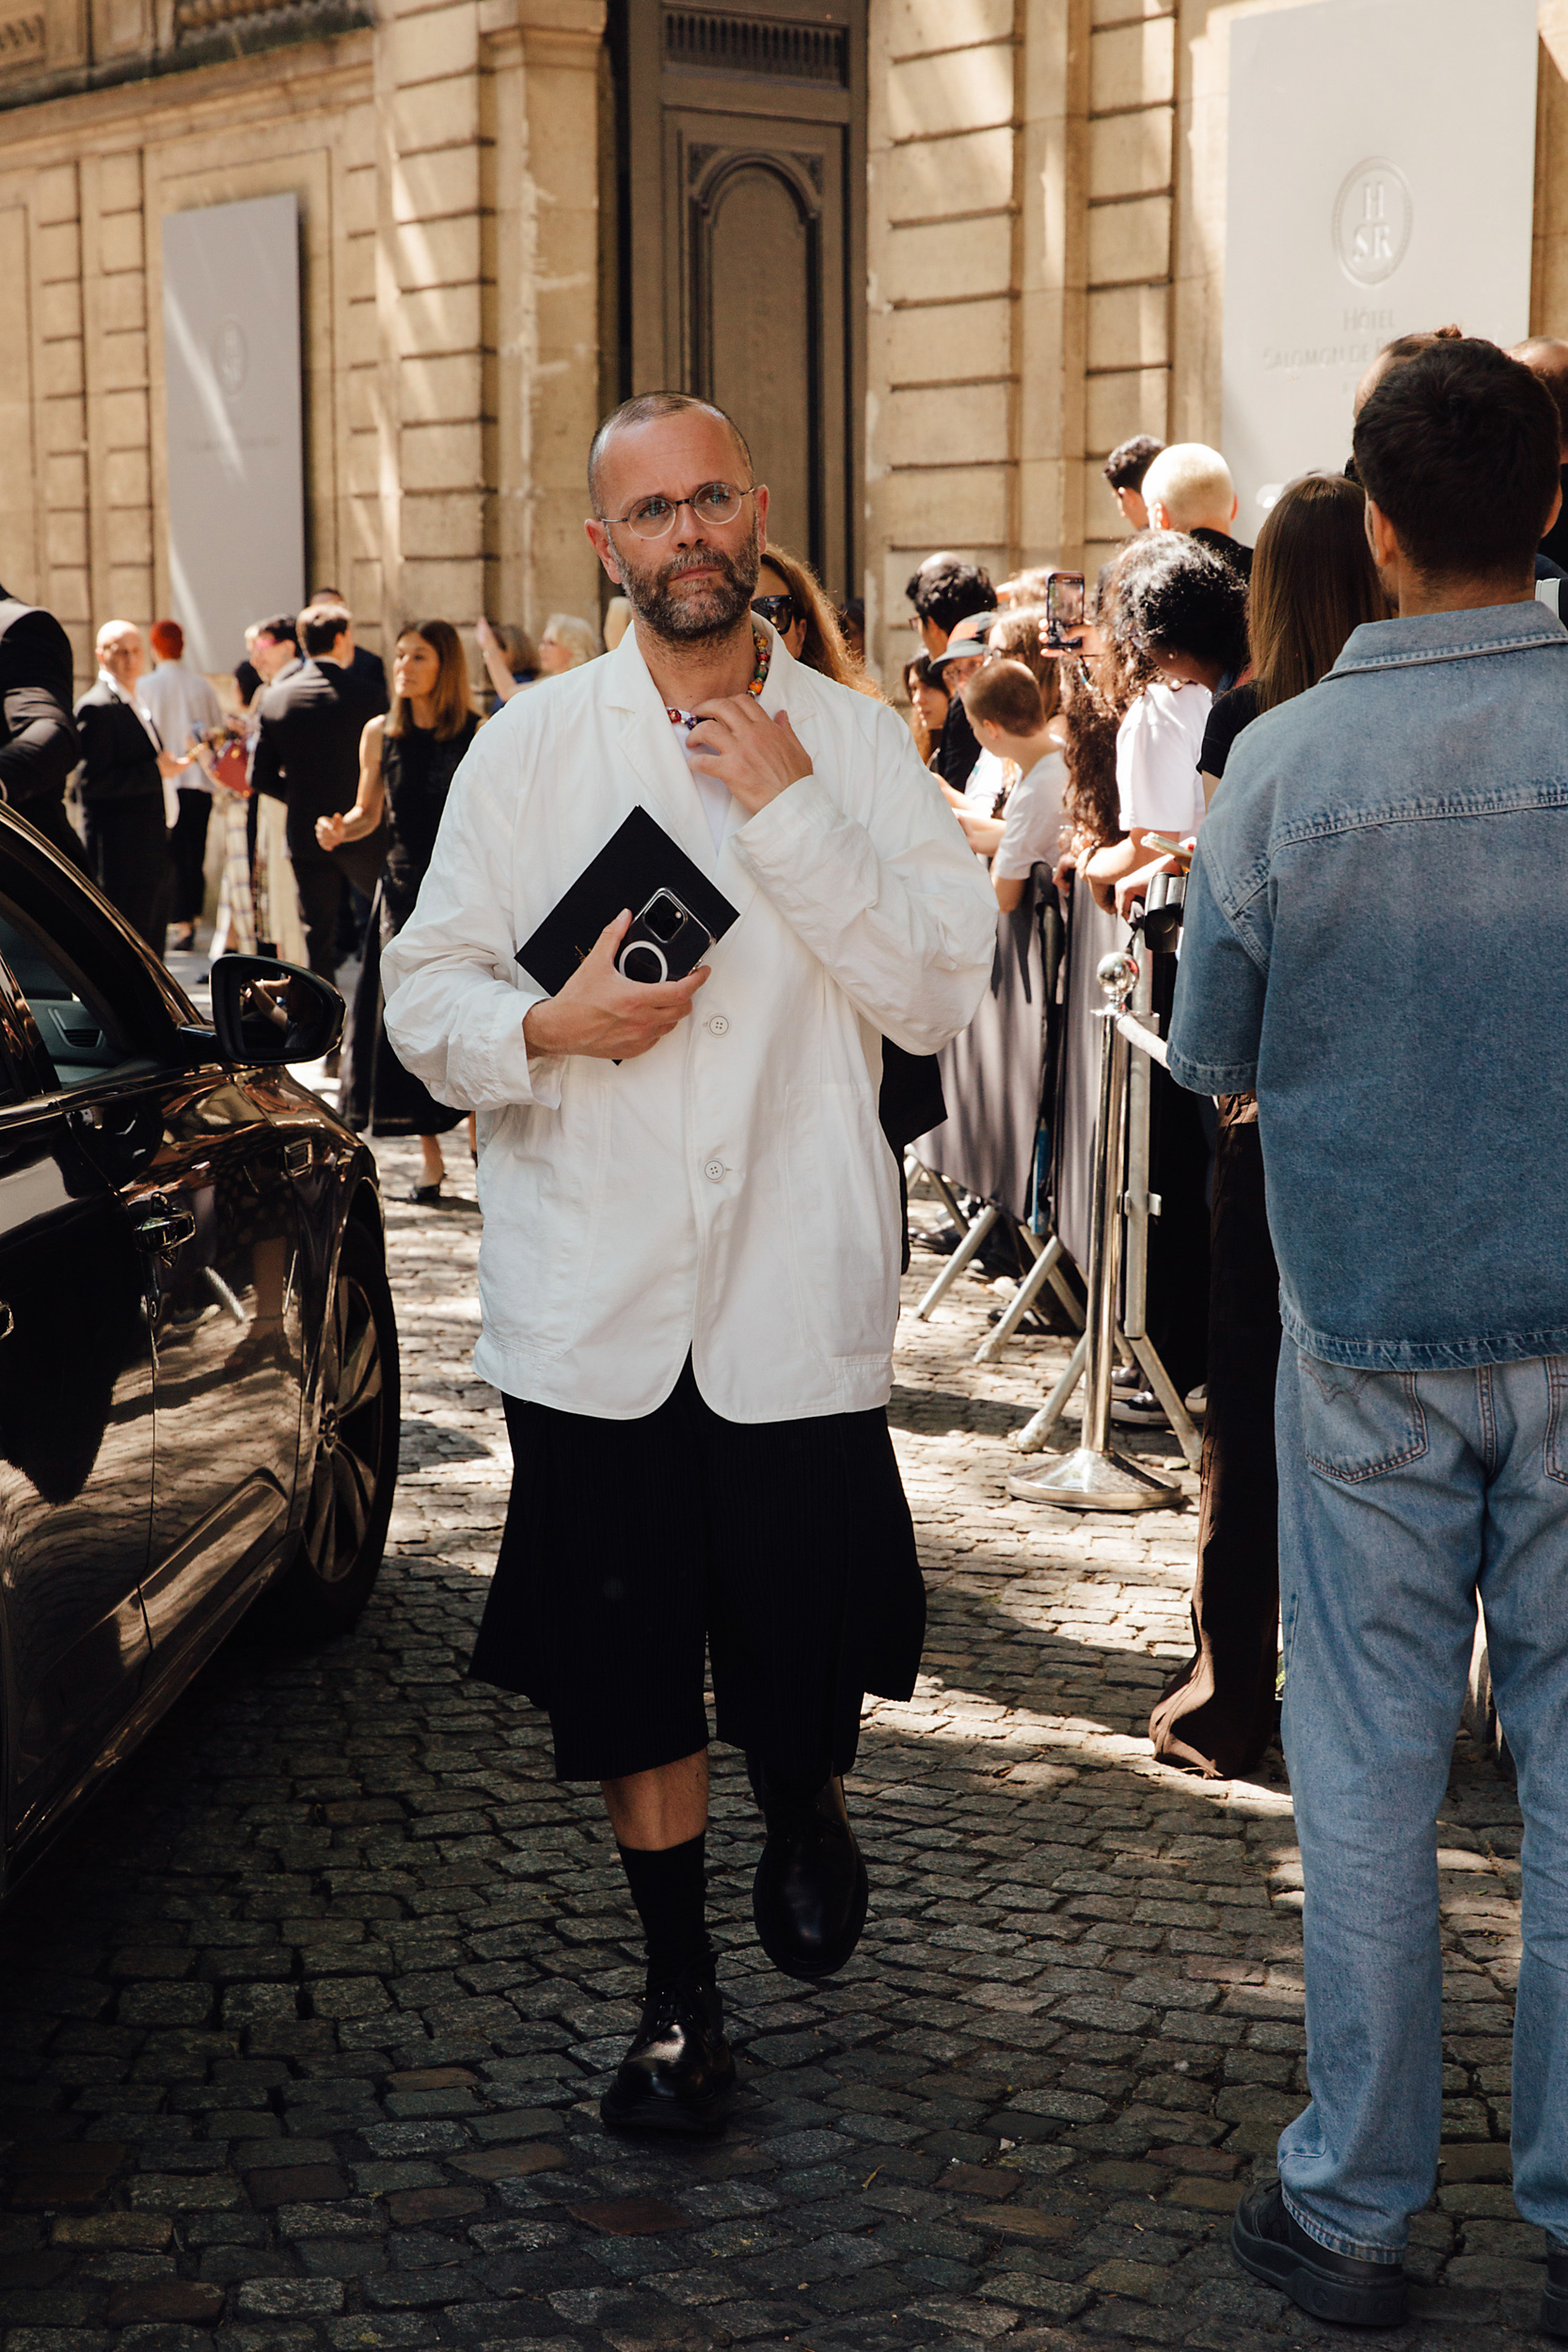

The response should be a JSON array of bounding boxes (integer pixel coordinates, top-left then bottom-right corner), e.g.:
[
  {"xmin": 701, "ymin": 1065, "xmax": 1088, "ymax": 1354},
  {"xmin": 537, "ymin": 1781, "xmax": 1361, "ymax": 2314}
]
[{"xmin": 515, "ymin": 806, "xmax": 739, "ymax": 996}]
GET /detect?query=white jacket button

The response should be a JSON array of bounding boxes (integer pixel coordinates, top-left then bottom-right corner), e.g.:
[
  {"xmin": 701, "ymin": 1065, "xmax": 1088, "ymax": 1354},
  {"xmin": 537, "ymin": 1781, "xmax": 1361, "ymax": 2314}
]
[
  {"xmin": 707, "ymin": 1014, "xmax": 729, "ymax": 1036},
  {"xmin": 705, "ymin": 1160, "xmax": 724, "ymax": 1181}
]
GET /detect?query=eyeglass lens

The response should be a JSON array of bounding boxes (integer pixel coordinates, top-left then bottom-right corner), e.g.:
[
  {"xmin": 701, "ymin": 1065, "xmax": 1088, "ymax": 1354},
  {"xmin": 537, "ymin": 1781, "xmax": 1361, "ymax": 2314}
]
[
  {"xmin": 621, "ymin": 483, "xmax": 746, "ymax": 538},
  {"xmin": 751, "ymin": 596, "xmax": 797, "ymax": 628}
]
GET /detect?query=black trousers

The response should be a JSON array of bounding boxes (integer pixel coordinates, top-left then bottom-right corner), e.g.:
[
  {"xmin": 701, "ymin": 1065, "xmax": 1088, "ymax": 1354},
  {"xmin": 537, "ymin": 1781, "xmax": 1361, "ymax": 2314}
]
[
  {"xmin": 471, "ymin": 1359, "xmax": 927, "ymax": 1784},
  {"xmin": 167, "ymin": 787, "xmax": 212, "ymax": 926},
  {"xmin": 290, "ymin": 846, "xmax": 346, "ymax": 980},
  {"xmin": 82, "ymin": 796, "xmax": 171, "ymax": 954},
  {"xmin": 1149, "ymin": 1098, "xmax": 1282, "ymax": 1777}
]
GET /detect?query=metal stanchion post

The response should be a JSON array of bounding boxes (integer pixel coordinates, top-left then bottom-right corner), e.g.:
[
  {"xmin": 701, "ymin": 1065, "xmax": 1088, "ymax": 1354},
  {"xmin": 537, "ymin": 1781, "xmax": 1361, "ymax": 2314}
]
[{"xmin": 1006, "ymin": 948, "xmax": 1179, "ymax": 1512}]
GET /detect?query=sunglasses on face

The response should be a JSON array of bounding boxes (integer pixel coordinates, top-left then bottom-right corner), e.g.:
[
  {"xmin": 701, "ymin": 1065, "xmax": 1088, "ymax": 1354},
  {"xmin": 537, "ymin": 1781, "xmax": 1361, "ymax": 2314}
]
[{"xmin": 752, "ymin": 594, "xmax": 799, "ymax": 632}]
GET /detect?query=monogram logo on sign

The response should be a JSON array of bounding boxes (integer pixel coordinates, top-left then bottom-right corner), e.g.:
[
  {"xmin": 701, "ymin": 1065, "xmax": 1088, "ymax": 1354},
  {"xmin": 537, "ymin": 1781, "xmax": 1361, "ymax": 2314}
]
[
  {"xmin": 1332, "ymin": 159, "xmax": 1412, "ymax": 288},
  {"xmin": 212, "ymin": 316, "xmax": 248, "ymax": 397}
]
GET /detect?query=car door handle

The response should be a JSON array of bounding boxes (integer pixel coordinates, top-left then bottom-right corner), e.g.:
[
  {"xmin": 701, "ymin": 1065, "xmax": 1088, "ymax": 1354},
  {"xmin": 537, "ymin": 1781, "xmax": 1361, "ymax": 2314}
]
[
  {"xmin": 284, "ymin": 1138, "xmax": 313, "ymax": 1178},
  {"xmin": 132, "ymin": 1203, "xmax": 197, "ymax": 1253},
  {"xmin": 0, "ymin": 1301, "xmax": 13, "ymax": 1341}
]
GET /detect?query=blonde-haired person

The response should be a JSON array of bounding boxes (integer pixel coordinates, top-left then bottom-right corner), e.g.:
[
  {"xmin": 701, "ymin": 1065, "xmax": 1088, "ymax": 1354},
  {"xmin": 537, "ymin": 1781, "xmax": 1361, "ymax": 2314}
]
[
  {"xmin": 1139, "ymin": 442, "xmax": 1252, "ymax": 581},
  {"xmin": 539, "ymin": 612, "xmax": 600, "ymax": 672},
  {"xmin": 475, "ymin": 618, "xmax": 539, "ymax": 710},
  {"xmin": 317, "ymin": 620, "xmax": 479, "ymax": 1201}
]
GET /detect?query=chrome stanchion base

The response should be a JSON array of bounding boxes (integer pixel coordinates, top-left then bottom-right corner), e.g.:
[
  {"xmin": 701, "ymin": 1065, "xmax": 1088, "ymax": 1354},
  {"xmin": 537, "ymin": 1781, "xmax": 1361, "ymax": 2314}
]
[{"xmin": 1006, "ymin": 1444, "xmax": 1180, "ymax": 1512}]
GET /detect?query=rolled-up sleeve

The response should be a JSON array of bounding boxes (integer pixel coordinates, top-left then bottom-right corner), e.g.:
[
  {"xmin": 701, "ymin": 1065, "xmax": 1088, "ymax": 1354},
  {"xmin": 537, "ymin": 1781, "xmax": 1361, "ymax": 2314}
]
[
  {"xmin": 381, "ymin": 727, "xmax": 562, "ymax": 1113},
  {"xmin": 1165, "ymin": 841, "xmax": 1268, "ymax": 1095},
  {"xmin": 731, "ymin": 707, "xmax": 997, "ymax": 1056}
]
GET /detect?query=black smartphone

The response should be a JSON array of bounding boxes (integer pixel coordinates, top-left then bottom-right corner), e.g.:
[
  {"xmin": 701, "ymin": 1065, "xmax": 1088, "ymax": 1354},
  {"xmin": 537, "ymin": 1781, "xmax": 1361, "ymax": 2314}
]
[
  {"xmin": 1045, "ymin": 569, "xmax": 1086, "ymax": 648},
  {"xmin": 616, "ymin": 887, "xmax": 713, "ymax": 984}
]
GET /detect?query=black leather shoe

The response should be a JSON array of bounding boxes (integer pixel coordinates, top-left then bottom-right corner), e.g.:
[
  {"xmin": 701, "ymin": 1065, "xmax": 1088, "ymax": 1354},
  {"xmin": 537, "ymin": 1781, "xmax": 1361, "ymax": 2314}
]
[
  {"xmin": 1231, "ymin": 2181, "xmax": 1406, "ymax": 2328},
  {"xmin": 599, "ymin": 1955, "xmax": 735, "ymax": 2136},
  {"xmin": 751, "ymin": 1767, "xmax": 868, "ymax": 1980},
  {"xmin": 1543, "ymin": 2243, "xmax": 1568, "ymax": 2338}
]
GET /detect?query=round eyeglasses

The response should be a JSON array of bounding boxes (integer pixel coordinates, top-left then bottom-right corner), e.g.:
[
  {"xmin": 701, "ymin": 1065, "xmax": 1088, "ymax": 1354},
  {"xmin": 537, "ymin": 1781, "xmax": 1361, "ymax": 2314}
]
[{"xmin": 601, "ymin": 482, "xmax": 757, "ymax": 540}]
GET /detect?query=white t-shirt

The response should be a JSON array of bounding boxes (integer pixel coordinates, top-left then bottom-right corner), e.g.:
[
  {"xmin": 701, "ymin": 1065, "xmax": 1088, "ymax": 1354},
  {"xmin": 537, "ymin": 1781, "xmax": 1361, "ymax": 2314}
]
[
  {"xmin": 142, "ymin": 660, "xmax": 223, "ymax": 787},
  {"xmin": 963, "ymin": 746, "xmax": 1007, "ymax": 816},
  {"xmin": 992, "ymin": 750, "xmax": 1067, "ymax": 882},
  {"xmin": 1115, "ymin": 679, "xmax": 1211, "ymax": 838}
]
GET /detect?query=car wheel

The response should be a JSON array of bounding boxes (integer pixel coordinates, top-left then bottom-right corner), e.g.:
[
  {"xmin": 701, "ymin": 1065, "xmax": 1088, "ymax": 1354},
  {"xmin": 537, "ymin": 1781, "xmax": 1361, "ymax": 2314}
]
[{"xmin": 262, "ymin": 1216, "xmax": 399, "ymax": 1638}]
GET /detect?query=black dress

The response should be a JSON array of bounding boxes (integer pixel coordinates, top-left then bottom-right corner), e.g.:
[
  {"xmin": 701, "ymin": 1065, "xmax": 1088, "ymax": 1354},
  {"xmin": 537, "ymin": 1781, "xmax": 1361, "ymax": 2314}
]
[{"xmin": 342, "ymin": 715, "xmax": 477, "ymax": 1137}]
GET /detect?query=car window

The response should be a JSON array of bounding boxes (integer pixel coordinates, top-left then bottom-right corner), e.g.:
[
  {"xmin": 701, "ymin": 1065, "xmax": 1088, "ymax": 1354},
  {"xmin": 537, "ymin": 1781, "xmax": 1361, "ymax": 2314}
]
[{"xmin": 0, "ymin": 900, "xmax": 167, "ymax": 1089}]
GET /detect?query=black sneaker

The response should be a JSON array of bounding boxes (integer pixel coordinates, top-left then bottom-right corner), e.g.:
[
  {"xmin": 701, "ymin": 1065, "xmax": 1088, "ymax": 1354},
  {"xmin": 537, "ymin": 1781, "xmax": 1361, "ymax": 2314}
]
[
  {"xmin": 1231, "ymin": 2181, "xmax": 1406, "ymax": 2328},
  {"xmin": 1544, "ymin": 2242, "xmax": 1568, "ymax": 2339},
  {"xmin": 599, "ymin": 1954, "xmax": 735, "ymax": 2137}
]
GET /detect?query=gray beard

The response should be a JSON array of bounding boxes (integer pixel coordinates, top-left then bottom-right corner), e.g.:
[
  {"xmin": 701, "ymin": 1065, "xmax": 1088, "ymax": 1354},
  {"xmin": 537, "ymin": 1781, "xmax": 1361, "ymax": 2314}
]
[{"xmin": 619, "ymin": 527, "xmax": 760, "ymax": 646}]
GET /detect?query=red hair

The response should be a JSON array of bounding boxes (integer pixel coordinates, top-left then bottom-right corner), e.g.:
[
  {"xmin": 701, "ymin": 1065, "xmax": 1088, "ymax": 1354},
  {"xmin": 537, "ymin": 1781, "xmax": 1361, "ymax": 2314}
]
[{"xmin": 150, "ymin": 619, "xmax": 183, "ymax": 660}]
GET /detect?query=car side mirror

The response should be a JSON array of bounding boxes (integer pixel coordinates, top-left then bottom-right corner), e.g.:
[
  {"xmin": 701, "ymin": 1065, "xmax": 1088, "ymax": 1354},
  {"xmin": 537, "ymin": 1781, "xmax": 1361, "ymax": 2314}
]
[{"xmin": 210, "ymin": 955, "xmax": 344, "ymax": 1065}]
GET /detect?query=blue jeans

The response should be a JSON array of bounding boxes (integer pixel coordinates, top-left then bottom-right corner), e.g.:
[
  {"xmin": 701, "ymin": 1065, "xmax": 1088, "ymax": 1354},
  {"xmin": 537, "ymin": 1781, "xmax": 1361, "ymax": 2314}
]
[{"xmin": 1275, "ymin": 1344, "xmax": 1568, "ymax": 2262}]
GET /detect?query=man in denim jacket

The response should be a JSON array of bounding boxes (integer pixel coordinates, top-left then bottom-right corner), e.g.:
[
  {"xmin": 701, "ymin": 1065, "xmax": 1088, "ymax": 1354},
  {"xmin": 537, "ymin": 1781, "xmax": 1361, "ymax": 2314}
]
[{"xmin": 1168, "ymin": 339, "xmax": 1568, "ymax": 2335}]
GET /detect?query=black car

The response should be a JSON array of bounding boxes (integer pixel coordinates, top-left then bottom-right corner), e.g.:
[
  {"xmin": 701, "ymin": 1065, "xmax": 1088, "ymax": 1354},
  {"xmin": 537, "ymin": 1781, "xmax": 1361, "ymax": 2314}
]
[{"xmin": 0, "ymin": 808, "xmax": 399, "ymax": 1895}]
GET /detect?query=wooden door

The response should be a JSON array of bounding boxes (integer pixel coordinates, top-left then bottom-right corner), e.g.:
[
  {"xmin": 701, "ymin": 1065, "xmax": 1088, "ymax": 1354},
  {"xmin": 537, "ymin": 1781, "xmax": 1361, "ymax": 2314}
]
[{"xmin": 611, "ymin": 0, "xmax": 865, "ymax": 598}]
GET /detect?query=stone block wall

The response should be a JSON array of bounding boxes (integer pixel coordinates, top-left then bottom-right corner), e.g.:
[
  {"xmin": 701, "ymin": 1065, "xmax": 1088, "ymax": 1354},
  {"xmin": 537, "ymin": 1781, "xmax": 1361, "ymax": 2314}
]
[{"xmin": 0, "ymin": 0, "xmax": 604, "ymax": 688}]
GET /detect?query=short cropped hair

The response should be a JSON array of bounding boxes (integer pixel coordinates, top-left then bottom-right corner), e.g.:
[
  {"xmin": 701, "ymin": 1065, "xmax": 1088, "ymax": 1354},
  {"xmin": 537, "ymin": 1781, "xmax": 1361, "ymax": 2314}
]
[
  {"xmin": 1139, "ymin": 442, "xmax": 1236, "ymax": 532},
  {"xmin": 253, "ymin": 613, "xmax": 297, "ymax": 649},
  {"xmin": 906, "ymin": 556, "xmax": 997, "ymax": 637},
  {"xmin": 588, "ymin": 392, "xmax": 752, "ymax": 514},
  {"xmin": 1353, "ymin": 339, "xmax": 1560, "ymax": 580},
  {"xmin": 1123, "ymin": 532, "xmax": 1250, "ymax": 673},
  {"xmin": 1103, "ymin": 435, "xmax": 1164, "ymax": 494},
  {"xmin": 964, "ymin": 659, "xmax": 1047, "ymax": 737},
  {"xmin": 150, "ymin": 619, "xmax": 183, "ymax": 660},
  {"xmin": 297, "ymin": 602, "xmax": 351, "ymax": 657}
]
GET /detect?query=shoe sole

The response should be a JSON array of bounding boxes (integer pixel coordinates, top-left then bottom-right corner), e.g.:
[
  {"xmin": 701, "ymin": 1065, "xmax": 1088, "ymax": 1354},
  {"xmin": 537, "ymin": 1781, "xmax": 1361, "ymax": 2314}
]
[
  {"xmin": 754, "ymin": 1850, "xmax": 869, "ymax": 1981},
  {"xmin": 599, "ymin": 2083, "xmax": 734, "ymax": 2137},
  {"xmin": 1231, "ymin": 2210, "xmax": 1407, "ymax": 2328}
]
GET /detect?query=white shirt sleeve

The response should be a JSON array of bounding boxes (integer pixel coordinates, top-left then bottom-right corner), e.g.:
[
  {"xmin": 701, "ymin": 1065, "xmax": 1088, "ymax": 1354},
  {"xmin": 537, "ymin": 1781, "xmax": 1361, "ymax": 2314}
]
[
  {"xmin": 1116, "ymin": 681, "xmax": 1212, "ymax": 837},
  {"xmin": 991, "ymin": 751, "xmax": 1067, "ymax": 882}
]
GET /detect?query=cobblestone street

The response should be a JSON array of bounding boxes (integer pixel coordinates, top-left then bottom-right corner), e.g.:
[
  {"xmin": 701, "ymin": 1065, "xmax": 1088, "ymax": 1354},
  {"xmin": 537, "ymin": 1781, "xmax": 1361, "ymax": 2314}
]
[{"xmin": 0, "ymin": 1138, "xmax": 1536, "ymax": 2352}]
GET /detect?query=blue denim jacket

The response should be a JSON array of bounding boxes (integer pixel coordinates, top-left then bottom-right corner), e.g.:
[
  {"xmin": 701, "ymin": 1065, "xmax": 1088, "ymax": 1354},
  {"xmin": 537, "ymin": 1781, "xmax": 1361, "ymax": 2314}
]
[{"xmin": 1167, "ymin": 600, "xmax": 1568, "ymax": 1370}]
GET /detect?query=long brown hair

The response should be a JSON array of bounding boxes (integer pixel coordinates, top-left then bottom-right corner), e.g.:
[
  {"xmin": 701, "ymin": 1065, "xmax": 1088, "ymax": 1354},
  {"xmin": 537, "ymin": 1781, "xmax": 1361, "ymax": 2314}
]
[
  {"xmin": 1248, "ymin": 475, "xmax": 1385, "ymax": 713},
  {"xmin": 757, "ymin": 545, "xmax": 875, "ymax": 692},
  {"xmin": 388, "ymin": 619, "xmax": 473, "ymax": 741}
]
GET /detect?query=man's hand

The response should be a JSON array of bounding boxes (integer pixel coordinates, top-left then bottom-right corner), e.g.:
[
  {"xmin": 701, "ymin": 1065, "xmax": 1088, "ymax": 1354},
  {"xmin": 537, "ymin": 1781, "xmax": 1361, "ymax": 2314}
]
[
  {"xmin": 315, "ymin": 811, "xmax": 348, "ymax": 851},
  {"xmin": 522, "ymin": 909, "xmax": 708, "ymax": 1062},
  {"xmin": 686, "ymin": 698, "xmax": 812, "ymax": 816}
]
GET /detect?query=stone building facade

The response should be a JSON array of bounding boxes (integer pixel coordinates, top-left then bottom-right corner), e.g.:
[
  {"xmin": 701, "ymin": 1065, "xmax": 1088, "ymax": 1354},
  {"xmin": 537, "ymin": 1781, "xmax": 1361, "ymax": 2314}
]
[{"xmin": 1, "ymin": 0, "xmax": 1566, "ymax": 687}]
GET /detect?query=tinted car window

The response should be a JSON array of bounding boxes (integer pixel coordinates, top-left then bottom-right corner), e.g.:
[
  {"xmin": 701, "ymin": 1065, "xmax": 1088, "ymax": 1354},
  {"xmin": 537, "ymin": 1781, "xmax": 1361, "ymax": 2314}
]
[{"xmin": 0, "ymin": 901, "xmax": 166, "ymax": 1088}]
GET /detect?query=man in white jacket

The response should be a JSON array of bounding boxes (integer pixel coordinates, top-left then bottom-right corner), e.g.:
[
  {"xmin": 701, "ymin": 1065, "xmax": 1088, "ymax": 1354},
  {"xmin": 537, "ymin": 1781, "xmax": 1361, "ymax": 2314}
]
[{"xmin": 383, "ymin": 392, "xmax": 995, "ymax": 2136}]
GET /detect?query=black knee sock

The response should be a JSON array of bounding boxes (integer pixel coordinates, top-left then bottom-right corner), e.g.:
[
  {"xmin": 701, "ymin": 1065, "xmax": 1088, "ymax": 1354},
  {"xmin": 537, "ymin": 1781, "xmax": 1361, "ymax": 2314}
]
[{"xmin": 616, "ymin": 1831, "xmax": 710, "ymax": 1972}]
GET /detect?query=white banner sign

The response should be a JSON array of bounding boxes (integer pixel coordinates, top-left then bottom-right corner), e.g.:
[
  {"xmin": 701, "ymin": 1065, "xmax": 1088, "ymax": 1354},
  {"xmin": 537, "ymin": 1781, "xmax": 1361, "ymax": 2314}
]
[
  {"xmin": 1222, "ymin": 0, "xmax": 1539, "ymax": 529},
  {"xmin": 163, "ymin": 195, "xmax": 306, "ymax": 675}
]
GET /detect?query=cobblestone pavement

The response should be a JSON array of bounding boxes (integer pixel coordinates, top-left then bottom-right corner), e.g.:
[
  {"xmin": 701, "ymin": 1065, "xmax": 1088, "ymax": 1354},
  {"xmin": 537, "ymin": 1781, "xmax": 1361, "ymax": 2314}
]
[{"xmin": 0, "ymin": 1140, "xmax": 1536, "ymax": 2352}]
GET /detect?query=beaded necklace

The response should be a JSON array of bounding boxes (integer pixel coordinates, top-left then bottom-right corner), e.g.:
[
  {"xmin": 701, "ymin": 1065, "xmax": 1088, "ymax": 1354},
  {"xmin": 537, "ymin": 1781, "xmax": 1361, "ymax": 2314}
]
[{"xmin": 664, "ymin": 624, "xmax": 771, "ymax": 739}]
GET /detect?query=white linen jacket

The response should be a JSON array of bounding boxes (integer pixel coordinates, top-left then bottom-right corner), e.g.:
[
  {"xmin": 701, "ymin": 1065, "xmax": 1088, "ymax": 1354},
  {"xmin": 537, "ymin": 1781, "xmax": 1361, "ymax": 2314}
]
[{"xmin": 381, "ymin": 622, "xmax": 996, "ymax": 1422}]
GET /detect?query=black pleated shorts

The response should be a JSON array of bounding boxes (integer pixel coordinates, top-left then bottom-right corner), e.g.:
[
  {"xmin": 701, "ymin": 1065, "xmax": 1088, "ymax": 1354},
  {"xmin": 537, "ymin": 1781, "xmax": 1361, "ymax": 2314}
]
[{"xmin": 469, "ymin": 1358, "xmax": 927, "ymax": 1784}]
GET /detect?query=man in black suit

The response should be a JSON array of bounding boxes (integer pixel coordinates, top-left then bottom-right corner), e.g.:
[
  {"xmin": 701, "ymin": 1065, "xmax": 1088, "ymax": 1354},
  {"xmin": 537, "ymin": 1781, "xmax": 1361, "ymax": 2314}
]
[
  {"xmin": 76, "ymin": 621, "xmax": 191, "ymax": 951},
  {"xmin": 251, "ymin": 601, "xmax": 388, "ymax": 978},
  {"xmin": 0, "ymin": 586, "xmax": 87, "ymax": 870},
  {"xmin": 309, "ymin": 586, "xmax": 388, "ymax": 705}
]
